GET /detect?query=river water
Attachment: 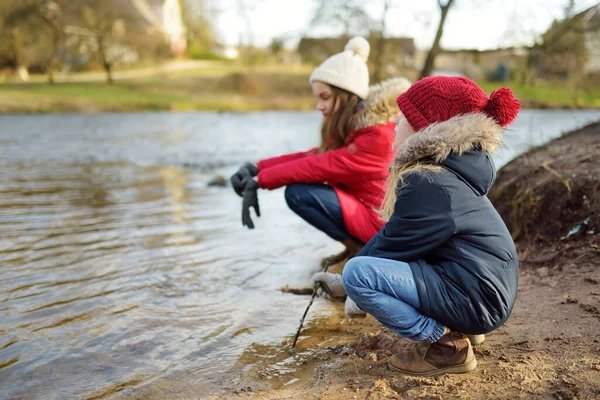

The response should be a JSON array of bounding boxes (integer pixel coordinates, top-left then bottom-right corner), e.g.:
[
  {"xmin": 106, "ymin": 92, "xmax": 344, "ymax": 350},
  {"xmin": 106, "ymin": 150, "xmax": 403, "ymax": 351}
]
[{"xmin": 1, "ymin": 110, "xmax": 599, "ymax": 399}]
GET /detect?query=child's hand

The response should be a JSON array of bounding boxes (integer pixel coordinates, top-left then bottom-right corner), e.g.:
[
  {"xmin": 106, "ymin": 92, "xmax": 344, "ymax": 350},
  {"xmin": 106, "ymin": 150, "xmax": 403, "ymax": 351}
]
[
  {"xmin": 311, "ymin": 272, "xmax": 346, "ymax": 299},
  {"xmin": 345, "ymin": 297, "xmax": 366, "ymax": 318},
  {"xmin": 230, "ymin": 162, "xmax": 258, "ymax": 197},
  {"xmin": 241, "ymin": 179, "xmax": 260, "ymax": 229}
]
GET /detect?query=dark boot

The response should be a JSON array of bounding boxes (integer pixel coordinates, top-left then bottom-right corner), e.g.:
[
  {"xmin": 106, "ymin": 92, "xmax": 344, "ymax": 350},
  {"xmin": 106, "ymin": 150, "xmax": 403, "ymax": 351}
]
[
  {"xmin": 389, "ymin": 332, "xmax": 477, "ymax": 376},
  {"xmin": 321, "ymin": 239, "xmax": 363, "ymax": 269}
]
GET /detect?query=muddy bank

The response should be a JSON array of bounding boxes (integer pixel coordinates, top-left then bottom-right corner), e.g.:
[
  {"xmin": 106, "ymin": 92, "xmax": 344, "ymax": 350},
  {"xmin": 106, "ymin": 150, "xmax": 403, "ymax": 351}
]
[{"xmin": 219, "ymin": 122, "xmax": 600, "ymax": 399}]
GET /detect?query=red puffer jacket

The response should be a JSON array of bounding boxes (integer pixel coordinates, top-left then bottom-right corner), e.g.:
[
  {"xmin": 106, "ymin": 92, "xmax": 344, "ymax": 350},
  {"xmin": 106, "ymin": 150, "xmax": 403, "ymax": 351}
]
[{"xmin": 256, "ymin": 78, "xmax": 411, "ymax": 244}]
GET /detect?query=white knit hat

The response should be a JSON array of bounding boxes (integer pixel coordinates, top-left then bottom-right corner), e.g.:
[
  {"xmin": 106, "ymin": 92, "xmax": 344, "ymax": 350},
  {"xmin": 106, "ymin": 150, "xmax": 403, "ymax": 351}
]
[{"xmin": 309, "ymin": 37, "xmax": 370, "ymax": 99}]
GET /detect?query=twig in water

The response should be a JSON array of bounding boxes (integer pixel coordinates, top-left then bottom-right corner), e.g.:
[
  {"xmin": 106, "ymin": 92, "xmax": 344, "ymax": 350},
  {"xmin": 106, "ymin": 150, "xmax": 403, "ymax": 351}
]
[{"xmin": 289, "ymin": 256, "xmax": 333, "ymax": 354}]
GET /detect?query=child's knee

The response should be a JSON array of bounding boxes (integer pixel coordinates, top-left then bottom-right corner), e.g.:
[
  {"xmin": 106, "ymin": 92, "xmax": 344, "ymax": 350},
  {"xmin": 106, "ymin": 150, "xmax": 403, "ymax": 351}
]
[
  {"xmin": 342, "ymin": 256, "xmax": 370, "ymax": 293},
  {"xmin": 284, "ymin": 184, "xmax": 299, "ymax": 207},
  {"xmin": 284, "ymin": 183, "xmax": 308, "ymax": 210}
]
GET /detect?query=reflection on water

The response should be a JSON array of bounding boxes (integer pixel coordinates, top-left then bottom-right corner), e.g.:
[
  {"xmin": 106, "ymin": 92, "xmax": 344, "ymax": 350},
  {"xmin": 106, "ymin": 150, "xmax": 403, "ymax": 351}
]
[
  {"xmin": 0, "ymin": 160, "xmax": 342, "ymax": 399},
  {"xmin": 0, "ymin": 110, "xmax": 599, "ymax": 399}
]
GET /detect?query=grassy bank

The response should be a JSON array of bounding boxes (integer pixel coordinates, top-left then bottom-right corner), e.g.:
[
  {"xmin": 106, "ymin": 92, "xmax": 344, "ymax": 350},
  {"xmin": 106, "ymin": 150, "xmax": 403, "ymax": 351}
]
[
  {"xmin": 0, "ymin": 81, "xmax": 316, "ymax": 113},
  {"xmin": 0, "ymin": 62, "xmax": 316, "ymax": 113},
  {"xmin": 1, "ymin": 62, "xmax": 599, "ymax": 113},
  {"xmin": 478, "ymin": 81, "xmax": 600, "ymax": 109}
]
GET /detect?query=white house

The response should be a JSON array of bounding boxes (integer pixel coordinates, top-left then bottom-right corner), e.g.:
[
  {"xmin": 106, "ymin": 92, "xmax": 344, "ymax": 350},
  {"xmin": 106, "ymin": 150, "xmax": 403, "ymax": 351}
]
[{"xmin": 130, "ymin": 0, "xmax": 187, "ymax": 55}]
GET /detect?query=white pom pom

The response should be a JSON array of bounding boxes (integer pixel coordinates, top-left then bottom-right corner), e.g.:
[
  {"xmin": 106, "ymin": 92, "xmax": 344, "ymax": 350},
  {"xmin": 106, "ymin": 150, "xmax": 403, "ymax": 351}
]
[{"xmin": 344, "ymin": 37, "xmax": 370, "ymax": 62}]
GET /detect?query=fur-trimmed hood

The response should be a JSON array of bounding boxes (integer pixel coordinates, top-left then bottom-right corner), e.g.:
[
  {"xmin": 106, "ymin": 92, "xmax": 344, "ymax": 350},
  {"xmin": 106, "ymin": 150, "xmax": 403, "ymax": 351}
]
[
  {"xmin": 395, "ymin": 112, "xmax": 504, "ymax": 165},
  {"xmin": 395, "ymin": 112, "xmax": 505, "ymax": 195},
  {"xmin": 351, "ymin": 77, "xmax": 411, "ymax": 131}
]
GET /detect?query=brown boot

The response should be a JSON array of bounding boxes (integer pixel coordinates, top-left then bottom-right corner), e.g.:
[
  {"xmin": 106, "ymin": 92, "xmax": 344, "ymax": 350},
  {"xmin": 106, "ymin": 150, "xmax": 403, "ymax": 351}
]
[
  {"xmin": 389, "ymin": 332, "xmax": 477, "ymax": 376},
  {"xmin": 320, "ymin": 239, "xmax": 363, "ymax": 268}
]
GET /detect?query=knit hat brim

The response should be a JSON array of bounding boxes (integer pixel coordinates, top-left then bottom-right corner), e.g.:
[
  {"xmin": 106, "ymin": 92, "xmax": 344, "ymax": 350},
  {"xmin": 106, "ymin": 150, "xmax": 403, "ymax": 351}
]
[
  {"xmin": 310, "ymin": 69, "xmax": 368, "ymax": 99},
  {"xmin": 396, "ymin": 93, "xmax": 429, "ymax": 131}
]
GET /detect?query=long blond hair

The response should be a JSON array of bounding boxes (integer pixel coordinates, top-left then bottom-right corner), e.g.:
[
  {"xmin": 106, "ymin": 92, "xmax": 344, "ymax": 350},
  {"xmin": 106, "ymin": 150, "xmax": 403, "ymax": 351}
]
[
  {"xmin": 379, "ymin": 160, "xmax": 442, "ymax": 221},
  {"xmin": 319, "ymin": 85, "xmax": 360, "ymax": 153}
]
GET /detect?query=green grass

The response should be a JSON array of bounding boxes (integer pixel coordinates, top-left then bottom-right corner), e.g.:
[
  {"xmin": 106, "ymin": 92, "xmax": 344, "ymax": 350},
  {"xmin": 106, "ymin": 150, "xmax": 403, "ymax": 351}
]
[
  {"xmin": 0, "ymin": 82, "xmax": 187, "ymax": 113},
  {"xmin": 1, "ymin": 65, "xmax": 598, "ymax": 114},
  {"xmin": 0, "ymin": 62, "xmax": 317, "ymax": 113},
  {"xmin": 477, "ymin": 81, "xmax": 600, "ymax": 109},
  {"xmin": 0, "ymin": 78, "xmax": 315, "ymax": 113}
]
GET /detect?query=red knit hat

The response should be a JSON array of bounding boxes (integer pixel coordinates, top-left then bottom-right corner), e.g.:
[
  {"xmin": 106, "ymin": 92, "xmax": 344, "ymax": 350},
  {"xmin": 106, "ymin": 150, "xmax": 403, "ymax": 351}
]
[{"xmin": 396, "ymin": 76, "xmax": 520, "ymax": 131}]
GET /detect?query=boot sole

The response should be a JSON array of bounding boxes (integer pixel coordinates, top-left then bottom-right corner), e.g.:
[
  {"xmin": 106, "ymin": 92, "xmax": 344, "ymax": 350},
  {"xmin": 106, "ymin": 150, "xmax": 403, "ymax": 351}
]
[{"xmin": 388, "ymin": 357, "xmax": 477, "ymax": 377}]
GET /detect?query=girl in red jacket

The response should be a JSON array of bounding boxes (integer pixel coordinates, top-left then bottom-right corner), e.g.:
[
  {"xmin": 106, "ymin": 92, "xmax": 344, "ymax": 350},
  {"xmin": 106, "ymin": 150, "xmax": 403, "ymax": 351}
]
[{"xmin": 231, "ymin": 37, "xmax": 410, "ymax": 266}]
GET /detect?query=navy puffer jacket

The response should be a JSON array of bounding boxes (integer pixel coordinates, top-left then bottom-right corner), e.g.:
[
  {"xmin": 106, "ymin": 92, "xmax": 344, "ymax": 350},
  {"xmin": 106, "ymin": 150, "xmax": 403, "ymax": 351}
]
[{"xmin": 357, "ymin": 113, "xmax": 519, "ymax": 334}]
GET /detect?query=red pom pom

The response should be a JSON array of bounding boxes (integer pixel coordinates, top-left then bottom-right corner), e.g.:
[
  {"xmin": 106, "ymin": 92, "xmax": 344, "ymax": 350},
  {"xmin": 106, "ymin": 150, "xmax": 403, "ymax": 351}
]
[{"xmin": 485, "ymin": 88, "xmax": 520, "ymax": 127}]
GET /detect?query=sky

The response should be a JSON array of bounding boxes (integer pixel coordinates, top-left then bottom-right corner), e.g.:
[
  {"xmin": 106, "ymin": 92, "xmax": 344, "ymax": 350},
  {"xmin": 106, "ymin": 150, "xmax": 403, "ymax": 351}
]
[{"xmin": 214, "ymin": 0, "xmax": 599, "ymax": 50}]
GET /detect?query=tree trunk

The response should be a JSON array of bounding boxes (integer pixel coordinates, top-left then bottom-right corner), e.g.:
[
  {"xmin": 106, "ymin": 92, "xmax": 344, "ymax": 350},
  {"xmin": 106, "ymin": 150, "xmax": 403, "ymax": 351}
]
[
  {"xmin": 96, "ymin": 35, "xmax": 113, "ymax": 84},
  {"xmin": 420, "ymin": 0, "xmax": 455, "ymax": 79},
  {"xmin": 7, "ymin": 29, "xmax": 26, "ymax": 81},
  {"xmin": 48, "ymin": 26, "xmax": 62, "ymax": 85},
  {"xmin": 373, "ymin": 0, "xmax": 390, "ymax": 83},
  {"xmin": 372, "ymin": 32, "xmax": 385, "ymax": 83},
  {"xmin": 521, "ymin": 47, "xmax": 537, "ymax": 86},
  {"xmin": 47, "ymin": 40, "xmax": 58, "ymax": 85},
  {"xmin": 105, "ymin": 63, "xmax": 113, "ymax": 84},
  {"xmin": 238, "ymin": 0, "xmax": 256, "ymax": 68}
]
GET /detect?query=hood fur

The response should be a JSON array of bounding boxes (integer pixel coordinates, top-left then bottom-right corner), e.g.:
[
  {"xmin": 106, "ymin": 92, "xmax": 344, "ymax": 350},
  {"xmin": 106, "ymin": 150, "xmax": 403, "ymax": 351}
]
[
  {"xmin": 352, "ymin": 77, "xmax": 411, "ymax": 131},
  {"xmin": 394, "ymin": 113, "xmax": 504, "ymax": 165}
]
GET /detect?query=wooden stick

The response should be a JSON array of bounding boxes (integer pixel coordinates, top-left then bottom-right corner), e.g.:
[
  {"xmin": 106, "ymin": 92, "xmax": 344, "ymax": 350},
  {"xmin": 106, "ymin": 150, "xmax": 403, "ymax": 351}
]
[
  {"xmin": 289, "ymin": 256, "xmax": 333, "ymax": 354},
  {"xmin": 541, "ymin": 160, "xmax": 571, "ymax": 193}
]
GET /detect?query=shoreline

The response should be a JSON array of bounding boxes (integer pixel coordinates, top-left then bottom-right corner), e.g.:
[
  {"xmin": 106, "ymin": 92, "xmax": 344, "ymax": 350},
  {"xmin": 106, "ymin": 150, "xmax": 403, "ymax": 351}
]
[
  {"xmin": 1, "ymin": 101, "xmax": 599, "ymax": 116},
  {"xmin": 1, "ymin": 98, "xmax": 597, "ymax": 115}
]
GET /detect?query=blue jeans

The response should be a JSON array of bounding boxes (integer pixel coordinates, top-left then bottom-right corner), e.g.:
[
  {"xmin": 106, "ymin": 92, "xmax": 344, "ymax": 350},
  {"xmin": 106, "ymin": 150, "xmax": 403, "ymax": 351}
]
[
  {"xmin": 342, "ymin": 256, "xmax": 446, "ymax": 343},
  {"xmin": 285, "ymin": 183, "xmax": 351, "ymax": 242}
]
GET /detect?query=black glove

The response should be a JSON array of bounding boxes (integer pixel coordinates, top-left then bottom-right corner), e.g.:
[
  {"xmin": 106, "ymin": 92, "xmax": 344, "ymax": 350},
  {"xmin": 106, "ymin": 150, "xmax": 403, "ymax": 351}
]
[
  {"xmin": 241, "ymin": 178, "xmax": 260, "ymax": 229},
  {"xmin": 230, "ymin": 162, "xmax": 258, "ymax": 197}
]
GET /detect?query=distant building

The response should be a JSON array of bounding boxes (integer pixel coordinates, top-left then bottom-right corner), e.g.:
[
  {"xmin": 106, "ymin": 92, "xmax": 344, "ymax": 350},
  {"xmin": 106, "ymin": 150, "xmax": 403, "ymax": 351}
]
[
  {"xmin": 537, "ymin": 4, "xmax": 600, "ymax": 79},
  {"xmin": 585, "ymin": 5, "xmax": 600, "ymax": 74},
  {"xmin": 581, "ymin": 5, "xmax": 599, "ymax": 73},
  {"xmin": 433, "ymin": 48, "xmax": 528, "ymax": 81},
  {"xmin": 131, "ymin": 0, "xmax": 187, "ymax": 55},
  {"xmin": 297, "ymin": 36, "xmax": 416, "ymax": 69}
]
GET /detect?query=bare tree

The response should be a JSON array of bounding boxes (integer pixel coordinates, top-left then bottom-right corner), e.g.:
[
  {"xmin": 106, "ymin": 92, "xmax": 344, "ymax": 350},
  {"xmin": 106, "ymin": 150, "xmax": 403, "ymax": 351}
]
[
  {"xmin": 309, "ymin": 0, "xmax": 373, "ymax": 38},
  {"xmin": 1, "ymin": 0, "xmax": 42, "ymax": 81},
  {"xmin": 67, "ymin": 0, "xmax": 140, "ymax": 84},
  {"xmin": 521, "ymin": 2, "xmax": 599, "ymax": 86},
  {"xmin": 420, "ymin": 0, "xmax": 456, "ymax": 79},
  {"xmin": 1, "ymin": 1, "xmax": 65, "ymax": 82},
  {"xmin": 208, "ymin": 0, "xmax": 266, "ymax": 65},
  {"xmin": 309, "ymin": 0, "xmax": 403, "ymax": 82},
  {"xmin": 181, "ymin": 0, "xmax": 215, "ymax": 57},
  {"xmin": 236, "ymin": 0, "xmax": 256, "ymax": 65},
  {"xmin": 36, "ymin": 1, "xmax": 66, "ymax": 84},
  {"xmin": 269, "ymin": 37, "xmax": 285, "ymax": 61},
  {"xmin": 372, "ymin": 0, "xmax": 393, "ymax": 82}
]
